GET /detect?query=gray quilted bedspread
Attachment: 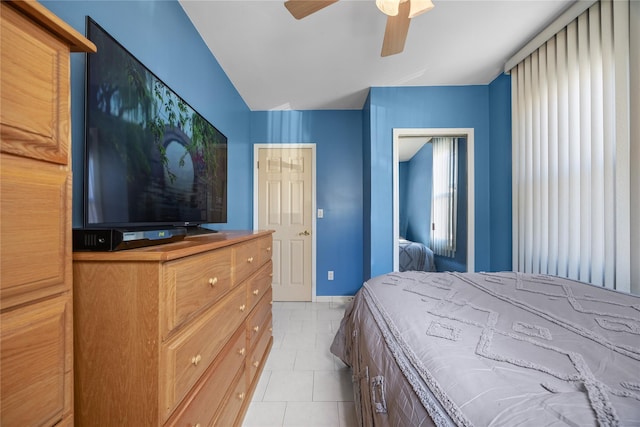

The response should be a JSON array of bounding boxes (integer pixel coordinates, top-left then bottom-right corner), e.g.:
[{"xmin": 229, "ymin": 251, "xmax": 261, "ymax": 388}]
[
  {"xmin": 331, "ymin": 271, "xmax": 640, "ymax": 426},
  {"xmin": 399, "ymin": 239, "xmax": 436, "ymax": 272}
]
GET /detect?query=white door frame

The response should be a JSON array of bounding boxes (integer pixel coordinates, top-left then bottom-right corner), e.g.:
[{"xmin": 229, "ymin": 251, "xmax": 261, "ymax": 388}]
[
  {"xmin": 392, "ymin": 128, "xmax": 475, "ymax": 273},
  {"xmin": 253, "ymin": 143, "xmax": 317, "ymax": 301}
]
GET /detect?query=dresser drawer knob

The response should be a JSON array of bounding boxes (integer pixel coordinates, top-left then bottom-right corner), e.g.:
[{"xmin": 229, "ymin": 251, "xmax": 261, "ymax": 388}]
[
  {"xmin": 209, "ymin": 277, "xmax": 218, "ymax": 286},
  {"xmin": 247, "ymin": 257, "xmax": 254, "ymax": 263},
  {"xmin": 253, "ymin": 360, "xmax": 260, "ymax": 368},
  {"xmin": 253, "ymin": 326, "xmax": 260, "ymax": 333},
  {"xmin": 266, "ymin": 247, "xmax": 271, "ymax": 252},
  {"xmin": 239, "ymin": 304, "xmax": 246, "ymax": 312},
  {"xmin": 253, "ymin": 289, "xmax": 260, "ymax": 296},
  {"xmin": 238, "ymin": 392, "xmax": 246, "ymax": 400},
  {"xmin": 238, "ymin": 347, "xmax": 246, "ymax": 356},
  {"xmin": 191, "ymin": 354, "xmax": 202, "ymax": 366},
  {"xmin": 269, "ymin": 327, "xmax": 273, "ymax": 332}
]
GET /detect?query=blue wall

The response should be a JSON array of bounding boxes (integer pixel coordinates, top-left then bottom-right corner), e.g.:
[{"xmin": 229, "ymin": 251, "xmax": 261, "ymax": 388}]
[
  {"xmin": 365, "ymin": 86, "xmax": 493, "ymax": 277},
  {"xmin": 43, "ymin": 0, "xmax": 512, "ymax": 296},
  {"xmin": 398, "ymin": 162, "xmax": 410, "ymax": 238},
  {"xmin": 250, "ymin": 111, "xmax": 364, "ymax": 296},
  {"xmin": 399, "ymin": 142, "xmax": 432, "ymax": 244},
  {"xmin": 488, "ymin": 74, "xmax": 513, "ymax": 271}
]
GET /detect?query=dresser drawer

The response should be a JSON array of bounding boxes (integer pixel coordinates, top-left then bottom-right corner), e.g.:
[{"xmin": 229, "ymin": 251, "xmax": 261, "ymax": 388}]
[
  {"xmin": 160, "ymin": 283, "xmax": 247, "ymax": 419},
  {"xmin": 165, "ymin": 327, "xmax": 246, "ymax": 427},
  {"xmin": 247, "ymin": 314, "xmax": 272, "ymax": 388},
  {"xmin": 258, "ymin": 235, "xmax": 273, "ymax": 265},
  {"xmin": 163, "ymin": 247, "xmax": 232, "ymax": 337},
  {"xmin": 0, "ymin": 3, "xmax": 70, "ymax": 165},
  {"xmin": 233, "ymin": 240, "xmax": 260, "ymax": 285},
  {"xmin": 247, "ymin": 260, "xmax": 272, "ymax": 312},
  {"xmin": 213, "ymin": 368, "xmax": 248, "ymax": 427},
  {"xmin": 247, "ymin": 288, "xmax": 273, "ymax": 350},
  {"xmin": 1, "ymin": 295, "xmax": 71, "ymax": 426},
  {"xmin": 0, "ymin": 154, "xmax": 70, "ymax": 311}
]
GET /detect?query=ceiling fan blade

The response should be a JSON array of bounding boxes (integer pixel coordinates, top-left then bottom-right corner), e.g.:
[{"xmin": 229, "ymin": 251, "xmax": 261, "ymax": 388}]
[
  {"xmin": 284, "ymin": 0, "xmax": 338, "ymax": 20},
  {"xmin": 381, "ymin": 1, "xmax": 411, "ymax": 57}
]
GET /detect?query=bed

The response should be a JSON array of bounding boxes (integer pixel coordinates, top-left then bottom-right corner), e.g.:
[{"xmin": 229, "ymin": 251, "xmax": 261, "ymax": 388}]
[
  {"xmin": 330, "ymin": 271, "xmax": 640, "ymax": 426},
  {"xmin": 399, "ymin": 238, "xmax": 436, "ymax": 272}
]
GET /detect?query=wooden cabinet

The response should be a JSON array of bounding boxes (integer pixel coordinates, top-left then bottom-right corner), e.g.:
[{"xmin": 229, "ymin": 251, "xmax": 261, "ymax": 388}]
[
  {"xmin": 0, "ymin": 1, "xmax": 95, "ymax": 425},
  {"xmin": 73, "ymin": 231, "xmax": 274, "ymax": 426}
]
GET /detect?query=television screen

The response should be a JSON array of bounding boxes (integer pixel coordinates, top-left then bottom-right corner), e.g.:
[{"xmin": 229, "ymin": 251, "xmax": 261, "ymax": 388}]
[{"xmin": 84, "ymin": 18, "xmax": 227, "ymax": 229}]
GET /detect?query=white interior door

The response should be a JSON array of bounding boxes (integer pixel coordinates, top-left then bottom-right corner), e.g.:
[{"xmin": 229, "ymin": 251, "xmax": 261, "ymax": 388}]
[{"xmin": 257, "ymin": 146, "xmax": 314, "ymax": 301}]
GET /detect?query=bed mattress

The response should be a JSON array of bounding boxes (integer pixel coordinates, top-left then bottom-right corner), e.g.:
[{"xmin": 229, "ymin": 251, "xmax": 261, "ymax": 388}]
[
  {"xmin": 331, "ymin": 271, "xmax": 640, "ymax": 426},
  {"xmin": 399, "ymin": 239, "xmax": 436, "ymax": 272}
]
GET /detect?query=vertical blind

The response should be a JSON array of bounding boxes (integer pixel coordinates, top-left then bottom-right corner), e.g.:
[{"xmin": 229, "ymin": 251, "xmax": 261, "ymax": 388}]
[
  {"xmin": 430, "ymin": 137, "xmax": 458, "ymax": 258},
  {"xmin": 510, "ymin": 0, "xmax": 635, "ymax": 292}
]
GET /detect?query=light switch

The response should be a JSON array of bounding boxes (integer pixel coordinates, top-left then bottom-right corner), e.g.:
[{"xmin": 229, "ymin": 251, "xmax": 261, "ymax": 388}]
[{"xmin": 317, "ymin": 209, "xmax": 324, "ymax": 218}]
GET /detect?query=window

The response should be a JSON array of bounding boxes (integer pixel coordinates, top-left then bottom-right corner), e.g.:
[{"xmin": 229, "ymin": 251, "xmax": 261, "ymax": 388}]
[{"xmin": 430, "ymin": 137, "xmax": 458, "ymax": 257}]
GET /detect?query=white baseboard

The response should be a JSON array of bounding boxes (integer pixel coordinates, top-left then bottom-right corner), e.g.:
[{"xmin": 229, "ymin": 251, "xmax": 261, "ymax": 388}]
[{"xmin": 315, "ymin": 295, "xmax": 354, "ymax": 304}]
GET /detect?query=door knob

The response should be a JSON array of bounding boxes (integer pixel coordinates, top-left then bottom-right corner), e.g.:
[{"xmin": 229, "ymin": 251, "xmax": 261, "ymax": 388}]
[{"xmin": 298, "ymin": 230, "xmax": 310, "ymax": 236}]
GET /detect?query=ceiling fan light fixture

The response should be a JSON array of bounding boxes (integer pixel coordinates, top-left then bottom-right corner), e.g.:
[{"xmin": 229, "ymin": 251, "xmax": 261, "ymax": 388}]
[
  {"xmin": 376, "ymin": 0, "xmax": 400, "ymax": 16},
  {"xmin": 408, "ymin": 0, "xmax": 434, "ymax": 18}
]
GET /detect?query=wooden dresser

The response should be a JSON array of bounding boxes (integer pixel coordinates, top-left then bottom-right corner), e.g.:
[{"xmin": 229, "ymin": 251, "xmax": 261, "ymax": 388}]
[
  {"xmin": 72, "ymin": 231, "xmax": 274, "ymax": 426},
  {"xmin": 0, "ymin": 1, "xmax": 95, "ymax": 425}
]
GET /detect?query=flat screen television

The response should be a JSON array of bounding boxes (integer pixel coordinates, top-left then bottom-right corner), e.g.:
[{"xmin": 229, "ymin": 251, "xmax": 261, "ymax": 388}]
[{"xmin": 83, "ymin": 17, "xmax": 227, "ymax": 232}]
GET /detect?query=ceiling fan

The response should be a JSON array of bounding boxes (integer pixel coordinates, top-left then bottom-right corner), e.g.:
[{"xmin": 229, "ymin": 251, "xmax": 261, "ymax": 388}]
[{"xmin": 283, "ymin": 0, "xmax": 435, "ymax": 57}]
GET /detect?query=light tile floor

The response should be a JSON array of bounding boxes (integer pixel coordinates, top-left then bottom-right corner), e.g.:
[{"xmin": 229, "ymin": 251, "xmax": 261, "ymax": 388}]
[{"xmin": 242, "ymin": 301, "xmax": 357, "ymax": 427}]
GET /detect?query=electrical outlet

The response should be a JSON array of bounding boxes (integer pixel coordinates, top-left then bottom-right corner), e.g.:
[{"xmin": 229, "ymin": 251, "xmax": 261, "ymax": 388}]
[{"xmin": 328, "ymin": 271, "xmax": 334, "ymax": 280}]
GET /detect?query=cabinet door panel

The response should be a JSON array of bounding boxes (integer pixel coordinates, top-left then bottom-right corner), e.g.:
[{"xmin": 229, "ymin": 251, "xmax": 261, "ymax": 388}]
[
  {"xmin": 0, "ymin": 3, "xmax": 70, "ymax": 165},
  {"xmin": 1, "ymin": 296, "xmax": 70, "ymax": 426},
  {"xmin": 0, "ymin": 154, "xmax": 70, "ymax": 310}
]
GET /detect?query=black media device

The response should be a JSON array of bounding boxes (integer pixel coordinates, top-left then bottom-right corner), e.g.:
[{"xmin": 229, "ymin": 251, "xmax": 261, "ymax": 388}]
[
  {"xmin": 78, "ymin": 18, "xmax": 228, "ymax": 250},
  {"xmin": 73, "ymin": 227, "xmax": 188, "ymax": 252}
]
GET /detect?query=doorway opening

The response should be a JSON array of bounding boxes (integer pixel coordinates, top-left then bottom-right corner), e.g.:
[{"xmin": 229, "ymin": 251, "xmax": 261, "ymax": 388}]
[{"xmin": 392, "ymin": 128, "xmax": 475, "ymax": 272}]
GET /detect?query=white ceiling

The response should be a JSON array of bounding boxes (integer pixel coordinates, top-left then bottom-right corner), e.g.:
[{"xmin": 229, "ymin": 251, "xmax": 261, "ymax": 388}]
[
  {"xmin": 179, "ymin": 0, "xmax": 574, "ymax": 111},
  {"xmin": 399, "ymin": 136, "xmax": 432, "ymax": 161}
]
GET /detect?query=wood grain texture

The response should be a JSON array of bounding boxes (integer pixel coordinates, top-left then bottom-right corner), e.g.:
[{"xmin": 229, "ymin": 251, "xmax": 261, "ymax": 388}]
[
  {"xmin": 5, "ymin": 0, "xmax": 96, "ymax": 52},
  {"xmin": 381, "ymin": 1, "xmax": 411, "ymax": 57},
  {"xmin": 164, "ymin": 327, "xmax": 246, "ymax": 427},
  {"xmin": 73, "ymin": 230, "xmax": 272, "ymax": 262},
  {"xmin": 0, "ymin": 154, "xmax": 70, "ymax": 309},
  {"xmin": 1, "ymin": 3, "xmax": 69, "ymax": 165},
  {"xmin": 73, "ymin": 261, "xmax": 162, "ymax": 425},
  {"xmin": 162, "ymin": 247, "xmax": 233, "ymax": 338},
  {"xmin": 247, "ymin": 261, "xmax": 274, "ymax": 312},
  {"xmin": 284, "ymin": 0, "xmax": 338, "ymax": 19},
  {"xmin": 73, "ymin": 232, "xmax": 274, "ymax": 426},
  {"xmin": 213, "ymin": 369, "xmax": 248, "ymax": 427},
  {"xmin": 161, "ymin": 283, "xmax": 247, "ymax": 418},
  {"xmin": 234, "ymin": 236, "xmax": 272, "ymax": 285},
  {"xmin": 0, "ymin": 2, "xmax": 93, "ymax": 425},
  {"xmin": 0, "ymin": 296, "xmax": 70, "ymax": 426}
]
